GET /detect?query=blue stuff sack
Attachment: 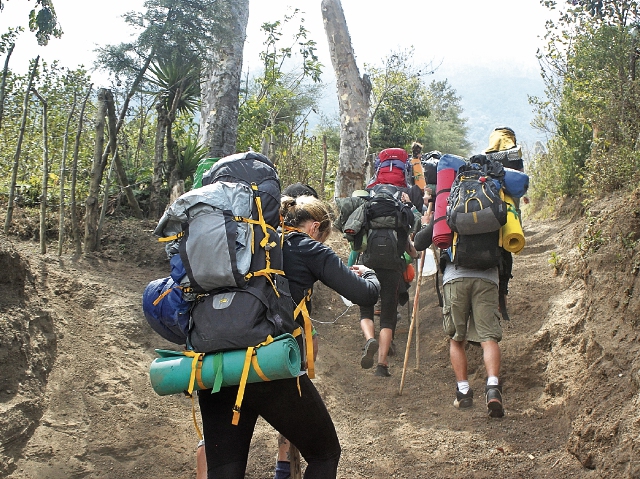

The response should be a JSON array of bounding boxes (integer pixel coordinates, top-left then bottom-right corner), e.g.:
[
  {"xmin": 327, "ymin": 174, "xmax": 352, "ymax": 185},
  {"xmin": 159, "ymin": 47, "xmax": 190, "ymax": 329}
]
[
  {"xmin": 142, "ymin": 276, "xmax": 191, "ymax": 345},
  {"xmin": 502, "ymin": 167, "xmax": 529, "ymax": 198}
]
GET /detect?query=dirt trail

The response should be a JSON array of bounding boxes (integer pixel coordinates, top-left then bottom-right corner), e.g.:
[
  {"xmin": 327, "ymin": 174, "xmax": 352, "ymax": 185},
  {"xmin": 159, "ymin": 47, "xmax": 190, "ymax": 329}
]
[{"xmin": 1, "ymin": 201, "xmax": 638, "ymax": 478}]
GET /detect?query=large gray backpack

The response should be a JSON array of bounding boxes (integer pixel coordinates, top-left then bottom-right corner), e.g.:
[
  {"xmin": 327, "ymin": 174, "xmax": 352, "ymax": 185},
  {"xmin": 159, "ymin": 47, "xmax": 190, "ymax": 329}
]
[{"xmin": 154, "ymin": 152, "xmax": 297, "ymax": 353}]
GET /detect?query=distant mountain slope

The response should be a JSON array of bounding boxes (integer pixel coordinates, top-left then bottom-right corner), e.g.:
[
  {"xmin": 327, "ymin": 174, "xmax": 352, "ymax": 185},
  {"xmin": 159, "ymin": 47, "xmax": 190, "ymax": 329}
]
[
  {"xmin": 315, "ymin": 67, "xmax": 547, "ymax": 155},
  {"xmin": 439, "ymin": 66, "xmax": 547, "ymax": 153}
]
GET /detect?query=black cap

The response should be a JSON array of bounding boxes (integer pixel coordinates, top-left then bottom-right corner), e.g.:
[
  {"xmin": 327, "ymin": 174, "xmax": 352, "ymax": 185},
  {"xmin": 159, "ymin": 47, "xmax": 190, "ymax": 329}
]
[{"xmin": 282, "ymin": 182, "xmax": 319, "ymax": 198}]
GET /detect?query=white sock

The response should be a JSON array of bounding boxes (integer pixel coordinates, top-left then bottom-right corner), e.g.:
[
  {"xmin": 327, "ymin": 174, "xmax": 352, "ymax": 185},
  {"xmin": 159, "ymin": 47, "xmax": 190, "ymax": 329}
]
[
  {"xmin": 457, "ymin": 380, "xmax": 470, "ymax": 394},
  {"xmin": 487, "ymin": 376, "xmax": 499, "ymax": 386}
]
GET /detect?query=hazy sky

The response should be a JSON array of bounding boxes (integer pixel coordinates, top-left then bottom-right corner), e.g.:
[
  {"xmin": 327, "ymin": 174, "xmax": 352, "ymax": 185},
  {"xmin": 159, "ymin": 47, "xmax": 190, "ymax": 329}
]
[
  {"xmin": 1, "ymin": 0, "xmax": 553, "ymax": 150},
  {"xmin": 1, "ymin": 0, "xmax": 552, "ymax": 83}
]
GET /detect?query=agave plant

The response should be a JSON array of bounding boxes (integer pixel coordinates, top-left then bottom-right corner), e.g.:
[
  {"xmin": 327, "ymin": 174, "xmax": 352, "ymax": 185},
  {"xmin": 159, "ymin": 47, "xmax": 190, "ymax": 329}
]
[{"xmin": 145, "ymin": 55, "xmax": 201, "ymax": 116}]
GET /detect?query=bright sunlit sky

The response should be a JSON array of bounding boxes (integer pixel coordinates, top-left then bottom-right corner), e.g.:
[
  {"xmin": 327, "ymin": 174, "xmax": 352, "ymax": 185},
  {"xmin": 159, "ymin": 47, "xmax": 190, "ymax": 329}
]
[
  {"xmin": 1, "ymin": 0, "xmax": 554, "ymax": 149},
  {"xmin": 1, "ymin": 0, "xmax": 551, "ymax": 80}
]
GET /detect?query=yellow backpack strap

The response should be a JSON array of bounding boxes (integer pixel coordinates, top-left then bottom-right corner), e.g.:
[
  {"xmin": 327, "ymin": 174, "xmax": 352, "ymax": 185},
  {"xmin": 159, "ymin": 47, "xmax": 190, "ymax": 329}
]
[
  {"xmin": 158, "ymin": 231, "xmax": 184, "ymax": 243},
  {"xmin": 181, "ymin": 350, "xmax": 206, "ymax": 441},
  {"xmin": 182, "ymin": 351, "xmax": 205, "ymax": 396},
  {"xmin": 452, "ymin": 232, "xmax": 458, "ymax": 262},
  {"xmin": 232, "ymin": 336, "xmax": 275, "ymax": 426},
  {"xmin": 190, "ymin": 394, "xmax": 204, "ymax": 441},
  {"xmin": 293, "ymin": 289, "xmax": 315, "ymax": 379}
]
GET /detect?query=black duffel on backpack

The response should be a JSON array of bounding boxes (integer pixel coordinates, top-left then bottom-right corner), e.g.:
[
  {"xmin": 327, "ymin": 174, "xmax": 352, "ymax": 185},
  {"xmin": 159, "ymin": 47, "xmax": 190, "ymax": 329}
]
[{"xmin": 360, "ymin": 184, "xmax": 415, "ymax": 271}]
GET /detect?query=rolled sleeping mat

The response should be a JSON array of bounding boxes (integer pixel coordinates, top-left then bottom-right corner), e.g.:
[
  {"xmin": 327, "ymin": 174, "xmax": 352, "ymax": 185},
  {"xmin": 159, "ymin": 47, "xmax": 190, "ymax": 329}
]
[
  {"xmin": 503, "ymin": 168, "xmax": 529, "ymax": 198},
  {"xmin": 501, "ymin": 192, "xmax": 525, "ymax": 254},
  {"xmin": 433, "ymin": 154, "xmax": 466, "ymax": 249},
  {"xmin": 149, "ymin": 334, "xmax": 301, "ymax": 396}
]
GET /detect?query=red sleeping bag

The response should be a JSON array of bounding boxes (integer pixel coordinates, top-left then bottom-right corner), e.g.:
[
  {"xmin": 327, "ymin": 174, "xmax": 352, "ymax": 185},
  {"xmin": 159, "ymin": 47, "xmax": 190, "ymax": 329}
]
[{"xmin": 432, "ymin": 154, "xmax": 466, "ymax": 249}]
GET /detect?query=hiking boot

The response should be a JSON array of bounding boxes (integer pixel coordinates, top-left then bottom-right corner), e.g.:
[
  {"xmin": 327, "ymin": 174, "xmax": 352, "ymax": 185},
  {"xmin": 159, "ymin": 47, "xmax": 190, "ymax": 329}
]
[
  {"xmin": 486, "ymin": 385, "xmax": 504, "ymax": 418},
  {"xmin": 375, "ymin": 363, "xmax": 391, "ymax": 377},
  {"xmin": 387, "ymin": 340, "xmax": 396, "ymax": 357},
  {"xmin": 360, "ymin": 338, "xmax": 379, "ymax": 369},
  {"xmin": 453, "ymin": 387, "xmax": 474, "ymax": 409}
]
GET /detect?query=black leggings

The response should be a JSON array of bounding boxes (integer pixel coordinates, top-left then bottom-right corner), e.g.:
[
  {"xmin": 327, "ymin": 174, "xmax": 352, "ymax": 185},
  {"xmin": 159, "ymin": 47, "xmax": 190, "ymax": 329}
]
[
  {"xmin": 199, "ymin": 375, "xmax": 341, "ymax": 478},
  {"xmin": 359, "ymin": 268, "xmax": 402, "ymax": 331}
]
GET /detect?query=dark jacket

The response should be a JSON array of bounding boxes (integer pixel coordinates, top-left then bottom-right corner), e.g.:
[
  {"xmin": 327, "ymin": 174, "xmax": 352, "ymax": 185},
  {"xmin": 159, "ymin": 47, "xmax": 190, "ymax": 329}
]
[
  {"xmin": 283, "ymin": 232, "xmax": 380, "ymax": 313},
  {"xmin": 413, "ymin": 217, "xmax": 434, "ymax": 252}
]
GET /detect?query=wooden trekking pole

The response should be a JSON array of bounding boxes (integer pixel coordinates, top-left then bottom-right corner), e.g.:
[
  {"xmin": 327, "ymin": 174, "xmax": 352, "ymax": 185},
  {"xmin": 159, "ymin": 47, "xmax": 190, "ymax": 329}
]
[
  {"xmin": 414, "ymin": 255, "xmax": 420, "ymax": 369},
  {"xmin": 399, "ymin": 200, "xmax": 431, "ymax": 394},
  {"xmin": 289, "ymin": 444, "xmax": 302, "ymax": 479},
  {"xmin": 414, "ymin": 201, "xmax": 432, "ymax": 369},
  {"xmin": 399, "ymin": 249, "xmax": 426, "ymax": 395}
]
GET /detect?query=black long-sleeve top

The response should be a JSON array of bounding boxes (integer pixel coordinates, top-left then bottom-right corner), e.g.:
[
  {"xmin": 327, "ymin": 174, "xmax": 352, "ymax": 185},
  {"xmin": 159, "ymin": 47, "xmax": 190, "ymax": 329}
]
[
  {"xmin": 413, "ymin": 219, "xmax": 434, "ymax": 252},
  {"xmin": 283, "ymin": 232, "xmax": 380, "ymax": 313}
]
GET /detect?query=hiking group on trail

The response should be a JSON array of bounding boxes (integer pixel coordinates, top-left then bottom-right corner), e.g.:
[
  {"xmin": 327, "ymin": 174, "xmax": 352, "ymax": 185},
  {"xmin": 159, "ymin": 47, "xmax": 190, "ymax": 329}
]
[{"xmin": 142, "ymin": 127, "xmax": 529, "ymax": 478}]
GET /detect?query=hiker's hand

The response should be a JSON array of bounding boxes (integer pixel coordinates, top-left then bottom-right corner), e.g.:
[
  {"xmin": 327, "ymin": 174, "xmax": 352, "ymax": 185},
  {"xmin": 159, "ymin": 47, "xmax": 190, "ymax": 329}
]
[
  {"xmin": 421, "ymin": 209, "xmax": 433, "ymax": 226},
  {"xmin": 350, "ymin": 265, "xmax": 372, "ymax": 277},
  {"xmin": 423, "ymin": 187, "xmax": 433, "ymax": 203},
  {"xmin": 401, "ymin": 192, "xmax": 411, "ymax": 204}
]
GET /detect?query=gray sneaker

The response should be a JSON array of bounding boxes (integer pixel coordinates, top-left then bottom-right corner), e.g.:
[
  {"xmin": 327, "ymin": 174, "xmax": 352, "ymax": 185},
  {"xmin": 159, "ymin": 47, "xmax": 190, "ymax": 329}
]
[
  {"xmin": 360, "ymin": 338, "xmax": 379, "ymax": 369},
  {"xmin": 453, "ymin": 388, "xmax": 474, "ymax": 409}
]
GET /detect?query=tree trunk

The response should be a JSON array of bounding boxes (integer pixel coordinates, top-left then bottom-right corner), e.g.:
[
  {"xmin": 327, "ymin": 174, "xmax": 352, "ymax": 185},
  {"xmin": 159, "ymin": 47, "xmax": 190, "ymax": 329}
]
[
  {"xmin": 166, "ymin": 122, "xmax": 181, "ymax": 189},
  {"xmin": 4, "ymin": 55, "xmax": 39, "ymax": 233},
  {"xmin": 166, "ymin": 83, "xmax": 184, "ymax": 191},
  {"xmin": 32, "ymin": 89, "xmax": 48, "ymax": 254},
  {"xmin": 321, "ymin": 0, "xmax": 371, "ymax": 198},
  {"xmin": 199, "ymin": 0, "xmax": 249, "ymax": 158},
  {"xmin": 320, "ymin": 134, "xmax": 329, "ymax": 197},
  {"xmin": 58, "ymin": 91, "xmax": 77, "ymax": 256},
  {"xmin": 103, "ymin": 92, "xmax": 144, "ymax": 219},
  {"xmin": 149, "ymin": 102, "xmax": 168, "ymax": 220},
  {"xmin": 84, "ymin": 88, "xmax": 109, "ymax": 252},
  {"xmin": 0, "ymin": 42, "xmax": 15, "ymax": 132},
  {"xmin": 71, "ymin": 84, "xmax": 92, "ymax": 257}
]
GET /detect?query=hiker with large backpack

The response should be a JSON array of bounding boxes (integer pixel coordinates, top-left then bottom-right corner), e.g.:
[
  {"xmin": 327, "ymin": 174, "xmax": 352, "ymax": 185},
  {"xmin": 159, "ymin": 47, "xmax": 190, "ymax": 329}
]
[
  {"xmin": 198, "ymin": 191, "xmax": 380, "ymax": 478},
  {"xmin": 484, "ymin": 126, "xmax": 529, "ymax": 320},
  {"xmin": 366, "ymin": 147, "xmax": 425, "ymax": 212},
  {"xmin": 272, "ymin": 188, "xmax": 380, "ymax": 479},
  {"xmin": 148, "ymin": 152, "xmax": 379, "ymax": 478},
  {"xmin": 343, "ymin": 180, "xmax": 421, "ymax": 378},
  {"xmin": 437, "ymin": 154, "xmax": 510, "ymax": 418}
]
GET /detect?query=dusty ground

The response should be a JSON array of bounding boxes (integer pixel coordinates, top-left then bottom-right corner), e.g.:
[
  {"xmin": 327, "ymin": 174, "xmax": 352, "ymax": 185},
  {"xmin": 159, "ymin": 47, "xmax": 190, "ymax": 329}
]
[{"xmin": 1, "ymin": 191, "xmax": 639, "ymax": 478}]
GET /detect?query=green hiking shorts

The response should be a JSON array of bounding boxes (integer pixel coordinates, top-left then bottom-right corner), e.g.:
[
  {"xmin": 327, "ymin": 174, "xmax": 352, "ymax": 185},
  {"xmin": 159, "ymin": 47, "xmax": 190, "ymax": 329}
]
[{"xmin": 442, "ymin": 277, "xmax": 502, "ymax": 343}]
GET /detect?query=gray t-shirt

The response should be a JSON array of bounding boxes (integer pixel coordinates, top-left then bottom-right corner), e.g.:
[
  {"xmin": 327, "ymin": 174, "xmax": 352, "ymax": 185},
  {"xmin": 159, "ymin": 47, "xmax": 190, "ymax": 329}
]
[{"xmin": 442, "ymin": 262, "xmax": 499, "ymax": 285}]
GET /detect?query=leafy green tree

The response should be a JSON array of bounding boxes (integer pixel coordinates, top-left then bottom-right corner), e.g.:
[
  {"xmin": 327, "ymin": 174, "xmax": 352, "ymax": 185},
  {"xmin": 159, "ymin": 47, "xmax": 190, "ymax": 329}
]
[
  {"xmin": 145, "ymin": 54, "xmax": 201, "ymax": 218},
  {"xmin": 0, "ymin": 0, "xmax": 61, "ymax": 45},
  {"xmin": 236, "ymin": 9, "xmax": 324, "ymax": 188},
  {"xmin": 531, "ymin": 0, "xmax": 640, "ymax": 199},
  {"xmin": 419, "ymin": 80, "xmax": 471, "ymax": 156},
  {"xmin": 366, "ymin": 49, "xmax": 431, "ymax": 151},
  {"xmin": 366, "ymin": 51, "xmax": 470, "ymax": 157}
]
